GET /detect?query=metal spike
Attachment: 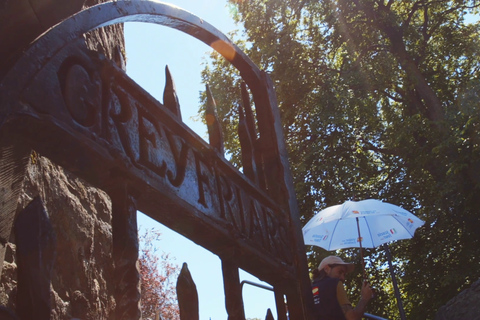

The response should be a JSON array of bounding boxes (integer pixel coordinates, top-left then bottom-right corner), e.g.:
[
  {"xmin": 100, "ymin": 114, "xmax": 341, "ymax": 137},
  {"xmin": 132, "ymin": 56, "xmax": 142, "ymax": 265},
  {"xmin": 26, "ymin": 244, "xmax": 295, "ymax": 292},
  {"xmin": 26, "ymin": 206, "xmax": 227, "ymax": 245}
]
[
  {"xmin": 238, "ymin": 103, "xmax": 256, "ymax": 182},
  {"xmin": 241, "ymin": 82, "xmax": 257, "ymax": 139},
  {"xmin": 163, "ymin": 65, "xmax": 182, "ymax": 120},
  {"xmin": 205, "ymin": 84, "xmax": 224, "ymax": 154},
  {"xmin": 177, "ymin": 262, "xmax": 199, "ymax": 320},
  {"xmin": 241, "ymin": 82, "xmax": 266, "ymax": 189},
  {"xmin": 265, "ymin": 308, "xmax": 275, "ymax": 320}
]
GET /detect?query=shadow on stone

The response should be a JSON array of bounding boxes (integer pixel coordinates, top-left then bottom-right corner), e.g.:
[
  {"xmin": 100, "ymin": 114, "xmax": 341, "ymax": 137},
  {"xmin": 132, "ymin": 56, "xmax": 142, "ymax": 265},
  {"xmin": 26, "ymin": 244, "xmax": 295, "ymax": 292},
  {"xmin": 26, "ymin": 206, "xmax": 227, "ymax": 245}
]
[{"xmin": 14, "ymin": 196, "xmax": 56, "ymax": 320}]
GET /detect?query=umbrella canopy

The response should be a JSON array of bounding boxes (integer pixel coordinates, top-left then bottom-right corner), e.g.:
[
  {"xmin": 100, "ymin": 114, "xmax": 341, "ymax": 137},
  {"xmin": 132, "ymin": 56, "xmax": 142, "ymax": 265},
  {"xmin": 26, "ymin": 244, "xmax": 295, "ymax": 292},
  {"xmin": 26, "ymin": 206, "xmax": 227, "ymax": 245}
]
[
  {"xmin": 302, "ymin": 199, "xmax": 425, "ymax": 251},
  {"xmin": 302, "ymin": 199, "xmax": 424, "ymax": 320}
]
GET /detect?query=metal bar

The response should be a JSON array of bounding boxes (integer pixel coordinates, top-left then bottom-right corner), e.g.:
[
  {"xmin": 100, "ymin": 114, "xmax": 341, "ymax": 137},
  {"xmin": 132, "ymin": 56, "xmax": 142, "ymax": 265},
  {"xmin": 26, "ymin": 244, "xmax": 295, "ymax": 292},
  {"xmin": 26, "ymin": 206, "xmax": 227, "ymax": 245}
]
[
  {"xmin": 240, "ymin": 280, "xmax": 274, "ymax": 292},
  {"xmin": 364, "ymin": 313, "xmax": 389, "ymax": 320},
  {"xmin": 242, "ymin": 280, "xmax": 283, "ymax": 319},
  {"xmin": 108, "ymin": 183, "xmax": 141, "ymax": 320},
  {"xmin": 223, "ymin": 260, "xmax": 246, "ymax": 320},
  {"xmin": 384, "ymin": 244, "xmax": 407, "ymax": 320},
  {"xmin": 274, "ymin": 290, "xmax": 288, "ymax": 320}
]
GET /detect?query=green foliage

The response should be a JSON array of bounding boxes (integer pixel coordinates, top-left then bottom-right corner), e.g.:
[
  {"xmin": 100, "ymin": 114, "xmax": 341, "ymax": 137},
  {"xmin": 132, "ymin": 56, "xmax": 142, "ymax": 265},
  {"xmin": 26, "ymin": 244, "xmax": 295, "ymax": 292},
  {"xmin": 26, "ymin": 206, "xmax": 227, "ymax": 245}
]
[{"xmin": 201, "ymin": 0, "xmax": 480, "ymax": 319}]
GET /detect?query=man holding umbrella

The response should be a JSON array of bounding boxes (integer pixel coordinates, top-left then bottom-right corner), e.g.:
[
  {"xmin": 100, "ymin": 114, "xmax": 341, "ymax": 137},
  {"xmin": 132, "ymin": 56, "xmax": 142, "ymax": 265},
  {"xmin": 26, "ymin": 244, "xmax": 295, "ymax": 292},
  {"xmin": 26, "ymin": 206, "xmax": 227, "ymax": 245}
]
[
  {"xmin": 312, "ymin": 256, "xmax": 374, "ymax": 320},
  {"xmin": 304, "ymin": 199, "xmax": 426, "ymax": 320}
]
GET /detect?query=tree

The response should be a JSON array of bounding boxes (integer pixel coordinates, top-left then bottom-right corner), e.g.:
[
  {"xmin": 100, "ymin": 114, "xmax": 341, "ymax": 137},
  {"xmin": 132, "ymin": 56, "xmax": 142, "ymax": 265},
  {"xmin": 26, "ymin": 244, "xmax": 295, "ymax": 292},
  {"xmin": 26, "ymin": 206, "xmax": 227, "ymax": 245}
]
[
  {"xmin": 201, "ymin": 0, "xmax": 480, "ymax": 318},
  {"xmin": 139, "ymin": 228, "xmax": 180, "ymax": 320}
]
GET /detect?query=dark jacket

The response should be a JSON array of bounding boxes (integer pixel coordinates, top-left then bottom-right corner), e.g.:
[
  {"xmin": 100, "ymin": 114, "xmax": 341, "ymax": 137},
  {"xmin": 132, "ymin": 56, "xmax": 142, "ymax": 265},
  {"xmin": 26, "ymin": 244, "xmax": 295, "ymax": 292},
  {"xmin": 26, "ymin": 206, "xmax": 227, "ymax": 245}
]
[{"xmin": 312, "ymin": 276, "xmax": 347, "ymax": 320}]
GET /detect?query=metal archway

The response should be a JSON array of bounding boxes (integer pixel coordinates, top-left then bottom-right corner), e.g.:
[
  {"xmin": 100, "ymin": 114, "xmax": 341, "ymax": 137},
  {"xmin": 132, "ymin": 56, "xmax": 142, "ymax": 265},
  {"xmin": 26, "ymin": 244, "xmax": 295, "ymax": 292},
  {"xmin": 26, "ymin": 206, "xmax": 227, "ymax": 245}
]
[{"xmin": 0, "ymin": 1, "xmax": 312, "ymax": 319}]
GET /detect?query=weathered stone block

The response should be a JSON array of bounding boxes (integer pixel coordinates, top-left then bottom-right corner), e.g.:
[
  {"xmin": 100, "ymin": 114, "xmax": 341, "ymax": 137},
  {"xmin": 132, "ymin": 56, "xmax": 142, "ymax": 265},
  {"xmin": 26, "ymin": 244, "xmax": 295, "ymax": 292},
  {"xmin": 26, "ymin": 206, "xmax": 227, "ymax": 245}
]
[{"xmin": 435, "ymin": 279, "xmax": 480, "ymax": 320}]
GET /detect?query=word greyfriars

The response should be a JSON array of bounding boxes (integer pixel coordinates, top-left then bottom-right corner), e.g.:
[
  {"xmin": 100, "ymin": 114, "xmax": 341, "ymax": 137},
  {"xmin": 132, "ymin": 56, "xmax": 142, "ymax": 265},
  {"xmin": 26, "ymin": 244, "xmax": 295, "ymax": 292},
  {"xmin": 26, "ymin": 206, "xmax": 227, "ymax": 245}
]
[{"xmin": 1, "ymin": 40, "xmax": 292, "ymax": 266}]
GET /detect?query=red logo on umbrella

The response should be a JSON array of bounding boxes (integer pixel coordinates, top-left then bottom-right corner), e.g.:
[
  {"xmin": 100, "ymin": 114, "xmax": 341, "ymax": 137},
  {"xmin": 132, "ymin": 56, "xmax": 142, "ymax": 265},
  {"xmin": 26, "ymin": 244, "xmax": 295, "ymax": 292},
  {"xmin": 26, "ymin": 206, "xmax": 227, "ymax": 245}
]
[{"xmin": 353, "ymin": 210, "xmax": 360, "ymax": 214}]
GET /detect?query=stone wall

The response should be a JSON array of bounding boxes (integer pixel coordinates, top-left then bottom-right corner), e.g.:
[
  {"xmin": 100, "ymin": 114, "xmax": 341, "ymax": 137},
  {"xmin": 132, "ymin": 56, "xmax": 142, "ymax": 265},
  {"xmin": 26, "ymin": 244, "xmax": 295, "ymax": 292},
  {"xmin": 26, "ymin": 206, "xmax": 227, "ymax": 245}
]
[
  {"xmin": 0, "ymin": 0, "xmax": 125, "ymax": 318},
  {"xmin": 0, "ymin": 157, "xmax": 116, "ymax": 319},
  {"xmin": 0, "ymin": 0, "xmax": 125, "ymax": 73},
  {"xmin": 435, "ymin": 279, "xmax": 480, "ymax": 320}
]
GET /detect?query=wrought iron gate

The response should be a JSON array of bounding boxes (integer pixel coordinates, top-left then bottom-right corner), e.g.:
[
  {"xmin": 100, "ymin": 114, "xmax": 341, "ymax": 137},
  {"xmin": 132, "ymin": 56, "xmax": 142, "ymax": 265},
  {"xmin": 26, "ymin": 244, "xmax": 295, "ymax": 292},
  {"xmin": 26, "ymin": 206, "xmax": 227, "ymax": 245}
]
[{"xmin": 0, "ymin": 1, "xmax": 313, "ymax": 319}]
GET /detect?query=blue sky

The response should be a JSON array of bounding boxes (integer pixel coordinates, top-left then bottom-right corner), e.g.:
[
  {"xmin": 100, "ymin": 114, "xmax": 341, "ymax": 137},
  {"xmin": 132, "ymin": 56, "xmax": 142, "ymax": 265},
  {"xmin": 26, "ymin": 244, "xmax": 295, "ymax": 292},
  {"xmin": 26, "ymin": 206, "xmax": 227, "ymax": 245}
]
[{"xmin": 124, "ymin": 1, "xmax": 278, "ymax": 319}]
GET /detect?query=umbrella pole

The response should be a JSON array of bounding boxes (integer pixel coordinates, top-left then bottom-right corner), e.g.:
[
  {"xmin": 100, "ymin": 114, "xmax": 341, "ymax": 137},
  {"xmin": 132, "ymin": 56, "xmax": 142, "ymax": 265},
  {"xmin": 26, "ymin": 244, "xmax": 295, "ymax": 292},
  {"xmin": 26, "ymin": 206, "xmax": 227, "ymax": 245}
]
[
  {"xmin": 383, "ymin": 244, "xmax": 407, "ymax": 320},
  {"xmin": 355, "ymin": 217, "xmax": 367, "ymax": 280}
]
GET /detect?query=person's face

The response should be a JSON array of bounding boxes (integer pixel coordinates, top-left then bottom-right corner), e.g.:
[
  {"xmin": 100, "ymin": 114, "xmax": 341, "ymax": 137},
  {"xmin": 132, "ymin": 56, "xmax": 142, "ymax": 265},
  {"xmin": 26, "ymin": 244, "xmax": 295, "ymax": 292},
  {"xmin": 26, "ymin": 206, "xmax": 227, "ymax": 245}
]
[{"xmin": 325, "ymin": 264, "xmax": 348, "ymax": 282}]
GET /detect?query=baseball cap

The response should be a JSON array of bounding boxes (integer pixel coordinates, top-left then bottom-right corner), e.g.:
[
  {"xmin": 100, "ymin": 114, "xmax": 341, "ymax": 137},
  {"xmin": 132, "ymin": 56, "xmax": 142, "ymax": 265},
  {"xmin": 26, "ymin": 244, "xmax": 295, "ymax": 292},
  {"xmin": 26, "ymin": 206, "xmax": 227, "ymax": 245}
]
[{"xmin": 318, "ymin": 256, "xmax": 355, "ymax": 274}]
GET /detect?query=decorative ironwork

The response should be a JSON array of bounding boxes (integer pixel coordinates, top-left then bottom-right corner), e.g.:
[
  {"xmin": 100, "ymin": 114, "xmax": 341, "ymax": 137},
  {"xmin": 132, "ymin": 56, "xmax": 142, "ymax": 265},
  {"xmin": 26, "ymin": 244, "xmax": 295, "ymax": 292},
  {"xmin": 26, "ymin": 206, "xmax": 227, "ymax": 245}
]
[
  {"xmin": 0, "ymin": 19, "xmax": 294, "ymax": 282},
  {"xmin": 0, "ymin": 1, "xmax": 314, "ymax": 318},
  {"xmin": 205, "ymin": 84, "xmax": 225, "ymax": 154},
  {"xmin": 163, "ymin": 66, "xmax": 182, "ymax": 120},
  {"xmin": 109, "ymin": 183, "xmax": 142, "ymax": 319},
  {"xmin": 238, "ymin": 93, "xmax": 257, "ymax": 182},
  {"xmin": 176, "ymin": 263, "xmax": 199, "ymax": 320},
  {"xmin": 222, "ymin": 260, "xmax": 246, "ymax": 320}
]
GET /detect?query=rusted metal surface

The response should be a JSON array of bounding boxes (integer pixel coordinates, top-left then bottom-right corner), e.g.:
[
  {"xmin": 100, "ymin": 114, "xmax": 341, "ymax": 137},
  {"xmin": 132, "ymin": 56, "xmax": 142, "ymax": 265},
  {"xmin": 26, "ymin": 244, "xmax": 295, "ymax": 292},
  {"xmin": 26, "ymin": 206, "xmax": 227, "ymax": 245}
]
[
  {"xmin": 108, "ymin": 183, "xmax": 142, "ymax": 319},
  {"xmin": 205, "ymin": 84, "xmax": 225, "ymax": 154},
  {"xmin": 0, "ymin": 1, "xmax": 313, "ymax": 318},
  {"xmin": 238, "ymin": 83, "xmax": 258, "ymax": 184},
  {"xmin": 274, "ymin": 290, "xmax": 288, "ymax": 320},
  {"xmin": 222, "ymin": 260, "xmax": 246, "ymax": 320},
  {"xmin": 176, "ymin": 263, "xmax": 199, "ymax": 320},
  {"xmin": 163, "ymin": 66, "xmax": 182, "ymax": 120}
]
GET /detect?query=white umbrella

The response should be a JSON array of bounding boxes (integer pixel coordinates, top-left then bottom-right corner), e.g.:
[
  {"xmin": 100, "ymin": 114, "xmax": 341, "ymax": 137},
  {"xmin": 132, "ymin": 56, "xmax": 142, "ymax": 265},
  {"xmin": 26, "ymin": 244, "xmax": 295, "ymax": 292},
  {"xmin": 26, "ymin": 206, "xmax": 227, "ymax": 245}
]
[
  {"xmin": 302, "ymin": 199, "xmax": 425, "ymax": 320},
  {"xmin": 302, "ymin": 199, "xmax": 425, "ymax": 251}
]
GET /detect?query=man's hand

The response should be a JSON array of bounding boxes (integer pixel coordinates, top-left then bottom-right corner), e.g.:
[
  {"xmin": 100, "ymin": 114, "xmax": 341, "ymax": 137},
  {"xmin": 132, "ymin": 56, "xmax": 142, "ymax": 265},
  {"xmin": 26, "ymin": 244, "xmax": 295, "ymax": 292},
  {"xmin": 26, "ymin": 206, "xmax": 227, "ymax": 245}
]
[
  {"xmin": 343, "ymin": 282, "xmax": 374, "ymax": 320},
  {"xmin": 361, "ymin": 282, "xmax": 375, "ymax": 302}
]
